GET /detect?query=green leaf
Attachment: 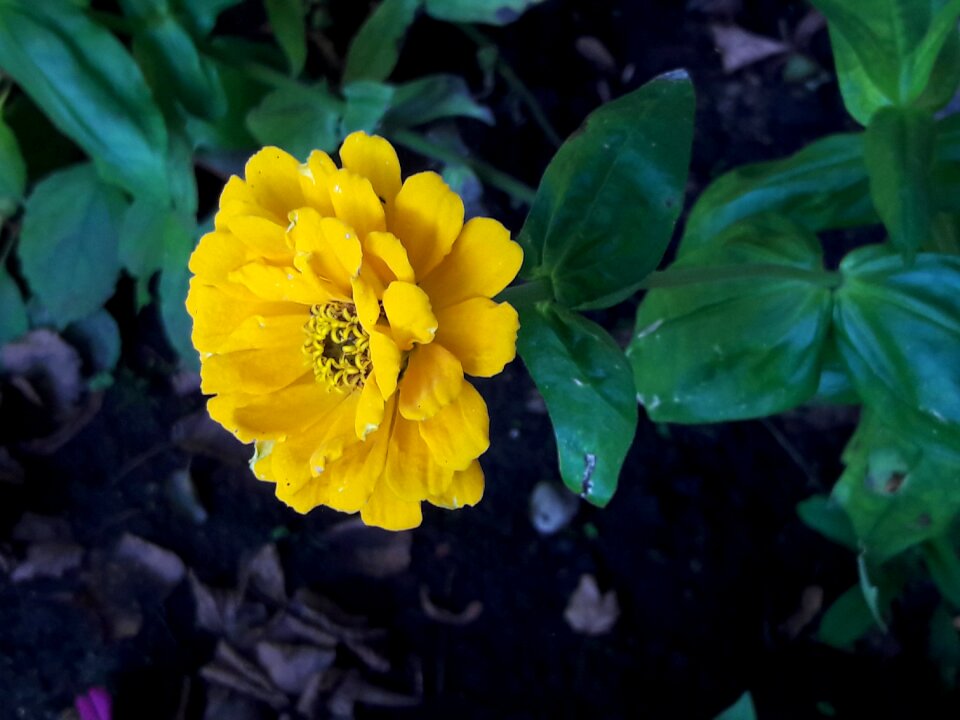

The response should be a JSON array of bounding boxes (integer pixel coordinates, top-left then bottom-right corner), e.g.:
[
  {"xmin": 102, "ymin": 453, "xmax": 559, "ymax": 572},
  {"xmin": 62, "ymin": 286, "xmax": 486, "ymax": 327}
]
[
  {"xmin": 863, "ymin": 107, "xmax": 936, "ymax": 261},
  {"xmin": 0, "ymin": 115, "xmax": 25, "ymax": 219},
  {"xmin": 0, "ymin": 268, "xmax": 28, "ymax": 345},
  {"xmin": 173, "ymin": 0, "xmax": 242, "ymax": 35},
  {"xmin": 858, "ymin": 552, "xmax": 887, "ymax": 629},
  {"xmin": 627, "ymin": 217, "xmax": 834, "ymax": 424},
  {"xmin": 64, "ymin": 309, "xmax": 121, "ymax": 382},
  {"xmin": 834, "ymin": 246, "xmax": 960, "ymax": 446},
  {"xmin": 832, "ymin": 411, "xmax": 960, "ymax": 562},
  {"xmin": 384, "ymin": 75, "xmax": 494, "ymax": 128},
  {"xmin": 425, "ymin": 0, "xmax": 544, "ymax": 25},
  {"xmin": 342, "ymin": 81, "xmax": 395, "ymax": 135},
  {"xmin": 714, "ymin": 692, "xmax": 756, "ymax": 720},
  {"xmin": 818, "ymin": 585, "xmax": 878, "ymax": 649},
  {"xmin": 18, "ymin": 164, "xmax": 125, "ymax": 328},
  {"xmin": 812, "ymin": 338, "xmax": 859, "ymax": 405},
  {"xmin": 518, "ymin": 71, "xmax": 694, "ymax": 310},
  {"xmin": 264, "ymin": 0, "xmax": 306, "ymax": 75},
  {"xmin": 929, "ymin": 603, "xmax": 960, "ymax": 684},
  {"xmin": 159, "ymin": 226, "xmax": 199, "ymax": 370},
  {"xmin": 127, "ymin": 9, "xmax": 227, "ymax": 119},
  {"xmin": 516, "ymin": 300, "xmax": 637, "ymax": 507},
  {"xmin": 811, "ymin": 0, "xmax": 960, "ymax": 124},
  {"xmin": 924, "ymin": 535, "xmax": 960, "ymax": 607},
  {"xmin": 797, "ymin": 495, "xmax": 858, "ymax": 550},
  {"xmin": 681, "ymin": 133, "xmax": 874, "ymax": 255},
  {"xmin": 246, "ymin": 83, "xmax": 343, "ymax": 158},
  {"xmin": 0, "ymin": 0, "xmax": 170, "ymax": 201},
  {"xmin": 343, "ymin": 0, "xmax": 421, "ymax": 84},
  {"xmin": 185, "ymin": 55, "xmax": 269, "ymax": 152},
  {"xmin": 120, "ymin": 198, "xmax": 194, "ymax": 285}
]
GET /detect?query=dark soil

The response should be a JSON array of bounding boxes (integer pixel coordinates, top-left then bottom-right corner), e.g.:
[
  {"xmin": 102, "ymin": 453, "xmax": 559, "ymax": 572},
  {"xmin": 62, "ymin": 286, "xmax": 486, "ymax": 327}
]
[{"xmin": 2, "ymin": 1, "xmax": 958, "ymax": 718}]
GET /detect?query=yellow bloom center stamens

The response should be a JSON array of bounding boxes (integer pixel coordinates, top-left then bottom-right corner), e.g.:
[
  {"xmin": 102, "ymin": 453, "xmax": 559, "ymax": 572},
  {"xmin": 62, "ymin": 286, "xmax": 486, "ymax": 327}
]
[{"xmin": 303, "ymin": 301, "xmax": 372, "ymax": 390}]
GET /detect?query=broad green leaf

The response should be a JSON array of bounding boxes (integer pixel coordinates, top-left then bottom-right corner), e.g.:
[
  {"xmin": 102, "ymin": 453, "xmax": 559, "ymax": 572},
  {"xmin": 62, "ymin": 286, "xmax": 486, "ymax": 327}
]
[
  {"xmin": 863, "ymin": 107, "xmax": 936, "ymax": 260},
  {"xmin": 818, "ymin": 585, "xmax": 878, "ymax": 649},
  {"xmin": 186, "ymin": 56, "xmax": 269, "ymax": 151},
  {"xmin": 120, "ymin": 198, "xmax": 194, "ymax": 284},
  {"xmin": 832, "ymin": 411, "xmax": 960, "ymax": 562},
  {"xmin": 0, "ymin": 0, "xmax": 170, "ymax": 201},
  {"xmin": 812, "ymin": 338, "xmax": 859, "ymax": 405},
  {"xmin": 246, "ymin": 83, "xmax": 343, "ymax": 158},
  {"xmin": 128, "ymin": 10, "xmax": 227, "ymax": 119},
  {"xmin": 159, "ymin": 227, "xmax": 199, "ymax": 370},
  {"xmin": 0, "ymin": 115, "xmax": 25, "ymax": 218},
  {"xmin": 425, "ymin": 0, "xmax": 544, "ymax": 25},
  {"xmin": 627, "ymin": 217, "xmax": 833, "ymax": 424},
  {"xmin": 797, "ymin": 495, "xmax": 858, "ymax": 549},
  {"xmin": 173, "ymin": 0, "xmax": 242, "ymax": 35},
  {"xmin": 516, "ymin": 300, "xmax": 637, "ymax": 507},
  {"xmin": 858, "ymin": 552, "xmax": 887, "ymax": 629},
  {"xmin": 343, "ymin": 0, "xmax": 421, "ymax": 84},
  {"xmin": 64, "ymin": 309, "xmax": 121, "ymax": 388},
  {"xmin": 0, "ymin": 268, "xmax": 28, "ymax": 345},
  {"xmin": 18, "ymin": 164, "xmax": 124, "ymax": 328},
  {"xmin": 681, "ymin": 133, "xmax": 874, "ymax": 255},
  {"xmin": 924, "ymin": 536, "xmax": 960, "ymax": 607},
  {"xmin": 167, "ymin": 130, "xmax": 199, "ymax": 217},
  {"xmin": 342, "ymin": 81, "xmax": 395, "ymax": 135},
  {"xmin": 264, "ymin": 0, "xmax": 306, "ymax": 75},
  {"xmin": 384, "ymin": 75, "xmax": 494, "ymax": 128},
  {"xmin": 812, "ymin": 0, "xmax": 960, "ymax": 124},
  {"xmin": 834, "ymin": 246, "xmax": 960, "ymax": 447},
  {"xmin": 931, "ymin": 113, "xmax": 960, "ymax": 214},
  {"xmin": 518, "ymin": 71, "xmax": 694, "ymax": 310},
  {"xmin": 714, "ymin": 692, "xmax": 756, "ymax": 720}
]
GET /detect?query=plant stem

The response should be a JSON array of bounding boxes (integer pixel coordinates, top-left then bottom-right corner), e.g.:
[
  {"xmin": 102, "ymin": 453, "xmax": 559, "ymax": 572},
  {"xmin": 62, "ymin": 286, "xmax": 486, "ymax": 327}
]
[
  {"xmin": 392, "ymin": 129, "xmax": 537, "ymax": 206},
  {"xmin": 457, "ymin": 24, "xmax": 563, "ymax": 148},
  {"xmin": 498, "ymin": 276, "xmax": 554, "ymax": 306},
  {"xmin": 638, "ymin": 264, "xmax": 843, "ymax": 290}
]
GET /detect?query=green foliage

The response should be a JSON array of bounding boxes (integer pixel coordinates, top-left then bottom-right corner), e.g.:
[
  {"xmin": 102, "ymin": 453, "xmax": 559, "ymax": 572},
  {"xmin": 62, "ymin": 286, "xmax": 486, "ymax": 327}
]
[
  {"xmin": 247, "ymin": 83, "xmax": 343, "ymax": 156},
  {"xmin": 264, "ymin": 0, "xmax": 307, "ymax": 75},
  {"xmin": 424, "ymin": 0, "xmax": 545, "ymax": 25},
  {"xmin": 811, "ymin": 0, "xmax": 960, "ymax": 123},
  {"xmin": 18, "ymin": 164, "xmax": 125, "ymax": 328},
  {"xmin": 384, "ymin": 75, "xmax": 494, "ymax": 127},
  {"xmin": 0, "ymin": 0, "xmax": 170, "ymax": 201},
  {"xmin": 628, "ymin": 217, "xmax": 833, "ymax": 423},
  {"xmin": 518, "ymin": 71, "xmax": 694, "ymax": 310},
  {"xmin": 0, "ymin": 115, "xmax": 26, "ymax": 219},
  {"xmin": 714, "ymin": 692, "xmax": 757, "ymax": 720},
  {"xmin": 515, "ymin": 301, "xmax": 637, "ymax": 506},
  {"xmin": 0, "ymin": 268, "xmax": 27, "ymax": 345},
  {"xmin": 818, "ymin": 586, "xmax": 877, "ymax": 649},
  {"xmin": 343, "ymin": 0, "xmax": 422, "ymax": 84}
]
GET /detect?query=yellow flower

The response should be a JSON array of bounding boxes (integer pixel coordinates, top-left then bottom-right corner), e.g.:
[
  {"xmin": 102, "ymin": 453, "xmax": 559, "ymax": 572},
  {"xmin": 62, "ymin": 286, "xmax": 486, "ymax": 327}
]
[{"xmin": 186, "ymin": 132, "xmax": 522, "ymax": 530}]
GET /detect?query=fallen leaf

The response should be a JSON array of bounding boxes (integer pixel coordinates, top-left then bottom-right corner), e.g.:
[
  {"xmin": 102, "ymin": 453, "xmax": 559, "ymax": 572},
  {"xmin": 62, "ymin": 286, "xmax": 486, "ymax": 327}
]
[
  {"xmin": 254, "ymin": 641, "xmax": 335, "ymax": 695},
  {"xmin": 201, "ymin": 641, "xmax": 289, "ymax": 710},
  {"xmin": 326, "ymin": 670, "xmax": 419, "ymax": 717},
  {"xmin": 529, "ymin": 481, "xmax": 579, "ymax": 535},
  {"xmin": 710, "ymin": 25, "xmax": 790, "ymax": 74},
  {"xmin": 202, "ymin": 687, "xmax": 263, "ymax": 720},
  {"xmin": 190, "ymin": 571, "xmax": 241, "ymax": 636},
  {"xmin": 11, "ymin": 541, "xmax": 84, "ymax": 582},
  {"xmin": 0, "ymin": 330, "xmax": 83, "ymax": 419},
  {"xmin": 564, "ymin": 575, "xmax": 619, "ymax": 636},
  {"xmin": 115, "ymin": 533, "xmax": 186, "ymax": 592},
  {"xmin": 242, "ymin": 544, "xmax": 287, "ymax": 605},
  {"xmin": 172, "ymin": 411, "xmax": 247, "ymax": 465},
  {"xmin": 322, "ymin": 519, "xmax": 412, "ymax": 578},
  {"xmin": 575, "ymin": 36, "xmax": 617, "ymax": 73},
  {"xmin": 165, "ymin": 469, "xmax": 209, "ymax": 525},
  {"xmin": 419, "ymin": 586, "xmax": 483, "ymax": 626}
]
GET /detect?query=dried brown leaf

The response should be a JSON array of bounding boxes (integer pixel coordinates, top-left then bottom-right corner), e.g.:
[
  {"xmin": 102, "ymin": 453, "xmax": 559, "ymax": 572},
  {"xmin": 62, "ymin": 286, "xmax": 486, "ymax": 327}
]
[
  {"xmin": 322, "ymin": 519, "xmax": 412, "ymax": 578},
  {"xmin": 254, "ymin": 641, "xmax": 335, "ymax": 695},
  {"xmin": 710, "ymin": 24, "xmax": 790, "ymax": 74},
  {"xmin": 11, "ymin": 541, "xmax": 84, "ymax": 582},
  {"xmin": 202, "ymin": 641, "xmax": 288, "ymax": 709},
  {"xmin": 0, "ymin": 330, "xmax": 83, "ymax": 418},
  {"xmin": 267, "ymin": 611, "xmax": 338, "ymax": 649},
  {"xmin": 242, "ymin": 544, "xmax": 287, "ymax": 605},
  {"xmin": 564, "ymin": 575, "xmax": 619, "ymax": 636},
  {"xmin": 115, "ymin": 534, "xmax": 185, "ymax": 592},
  {"xmin": 575, "ymin": 36, "xmax": 617, "ymax": 73},
  {"xmin": 419, "ymin": 586, "xmax": 483, "ymax": 626}
]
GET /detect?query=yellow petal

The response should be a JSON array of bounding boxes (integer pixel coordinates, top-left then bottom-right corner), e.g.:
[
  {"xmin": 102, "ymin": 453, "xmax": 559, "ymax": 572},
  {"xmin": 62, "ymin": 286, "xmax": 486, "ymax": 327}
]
[
  {"xmin": 210, "ymin": 379, "xmax": 347, "ymax": 443},
  {"xmin": 200, "ymin": 344, "xmax": 309, "ymax": 396},
  {"xmin": 325, "ymin": 400, "xmax": 394, "ymax": 511},
  {"xmin": 382, "ymin": 281, "xmax": 437, "ymax": 350},
  {"xmin": 328, "ymin": 169, "xmax": 386, "ymax": 238},
  {"xmin": 216, "ymin": 176, "xmax": 282, "ymax": 229},
  {"xmin": 189, "ymin": 230, "xmax": 253, "ymax": 283},
  {"xmin": 187, "ymin": 281, "xmax": 302, "ymax": 353},
  {"xmin": 419, "ymin": 380, "xmax": 489, "ymax": 470},
  {"xmin": 389, "ymin": 172, "xmax": 463, "ymax": 278},
  {"xmin": 428, "ymin": 460, "xmax": 484, "ymax": 509},
  {"xmin": 361, "ymin": 478, "xmax": 422, "ymax": 531},
  {"xmin": 384, "ymin": 412, "xmax": 453, "ymax": 501},
  {"xmin": 434, "ymin": 298, "xmax": 519, "ymax": 377},
  {"xmin": 398, "ymin": 343, "xmax": 464, "ymax": 421},
  {"xmin": 306, "ymin": 392, "xmax": 363, "ymax": 472},
  {"xmin": 355, "ymin": 372, "xmax": 385, "ymax": 440},
  {"xmin": 361, "ymin": 231, "xmax": 415, "ymax": 286},
  {"xmin": 298, "ymin": 150, "xmax": 337, "ymax": 216},
  {"xmin": 224, "ymin": 215, "xmax": 290, "ymax": 260},
  {"xmin": 419, "ymin": 217, "xmax": 523, "ymax": 309},
  {"xmin": 215, "ymin": 313, "xmax": 309, "ymax": 354},
  {"xmin": 339, "ymin": 132, "xmax": 402, "ymax": 204},
  {"xmin": 290, "ymin": 209, "xmax": 362, "ymax": 297},
  {"xmin": 228, "ymin": 262, "xmax": 329, "ymax": 305},
  {"xmin": 244, "ymin": 146, "xmax": 305, "ymax": 220},
  {"xmin": 351, "ymin": 275, "xmax": 380, "ymax": 333},
  {"xmin": 369, "ymin": 331, "xmax": 401, "ymax": 399}
]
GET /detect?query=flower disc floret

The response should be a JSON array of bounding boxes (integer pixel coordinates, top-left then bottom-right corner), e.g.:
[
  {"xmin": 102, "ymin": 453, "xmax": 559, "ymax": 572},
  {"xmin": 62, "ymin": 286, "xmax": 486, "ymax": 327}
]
[{"xmin": 186, "ymin": 132, "xmax": 523, "ymax": 530}]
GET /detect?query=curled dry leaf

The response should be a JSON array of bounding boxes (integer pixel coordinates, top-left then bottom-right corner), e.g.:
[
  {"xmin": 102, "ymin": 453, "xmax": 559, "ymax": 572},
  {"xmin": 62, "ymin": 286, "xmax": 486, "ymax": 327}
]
[
  {"xmin": 564, "ymin": 574, "xmax": 619, "ymax": 636},
  {"xmin": 10, "ymin": 541, "xmax": 84, "ymax": 583},
  {"xmin": 326, "ymin": 670, "xmax": 419, "ymax": 718},
  {"xmin": 710, "ymin": 25, "xmax": 790, "ymax": 74},
  {"xmin": 115, "ymin": 533, "xmax": 186, "ymax": 591},
  {"xmin": 241, "ymin": 543, "xmax": 287, "ymax": 605},
  {"xmin": 254, "ymin": 641, "xmax": 336, "ymax": 695},
  {"xmin": 201, "ymin": 641, "xmax": 289, "ymax": 710},
  {"xmin": 419, "ymin": 586, "xmax": 483, "ymax": 626},
  {"xmin": 0, "ymin": 329, "xmax": 83, "ymax": 419}
]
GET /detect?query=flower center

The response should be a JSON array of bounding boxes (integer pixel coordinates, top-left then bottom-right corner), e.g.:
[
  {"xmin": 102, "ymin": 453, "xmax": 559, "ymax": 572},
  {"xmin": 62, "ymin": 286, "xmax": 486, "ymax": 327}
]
[{"xmin": 303, "ymin": 301, "xmax": 372, "ymax": 390}]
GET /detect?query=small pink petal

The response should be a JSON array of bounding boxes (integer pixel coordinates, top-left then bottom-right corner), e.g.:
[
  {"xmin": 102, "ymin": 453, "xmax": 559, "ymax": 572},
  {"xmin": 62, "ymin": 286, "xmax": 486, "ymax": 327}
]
[{"xmin": 75, "ymin": 687, "xmax": 111, "ymax": 720}]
